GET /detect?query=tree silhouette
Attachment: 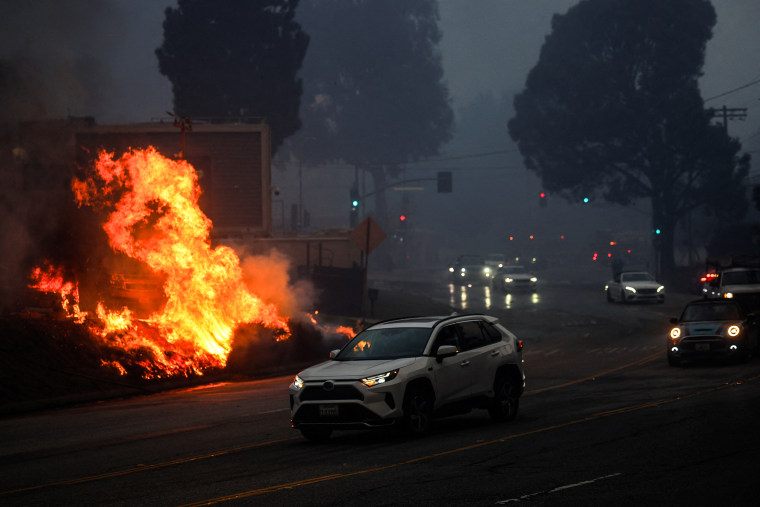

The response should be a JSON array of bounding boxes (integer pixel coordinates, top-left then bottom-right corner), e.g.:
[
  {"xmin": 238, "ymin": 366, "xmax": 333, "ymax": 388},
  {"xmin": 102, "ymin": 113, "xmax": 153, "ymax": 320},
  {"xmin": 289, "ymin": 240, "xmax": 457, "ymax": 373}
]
[
  {"xmin": 292, "ymin": 0, "xmax": 454, "ymax": 226},
  {"xmin": 508, "ymin": 0, "xmax": 750, "ymax": 278},
  {"xmin": 155, "ymin": 0, "xmax": 309, "ymax": 155}
]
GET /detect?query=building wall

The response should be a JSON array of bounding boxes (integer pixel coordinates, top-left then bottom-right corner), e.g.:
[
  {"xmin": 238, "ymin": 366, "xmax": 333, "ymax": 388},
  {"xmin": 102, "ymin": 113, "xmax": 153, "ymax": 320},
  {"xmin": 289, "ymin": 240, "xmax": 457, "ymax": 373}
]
[{"xmin": 74, "ymin": 122, "xmax": 272, "ymax": 236}]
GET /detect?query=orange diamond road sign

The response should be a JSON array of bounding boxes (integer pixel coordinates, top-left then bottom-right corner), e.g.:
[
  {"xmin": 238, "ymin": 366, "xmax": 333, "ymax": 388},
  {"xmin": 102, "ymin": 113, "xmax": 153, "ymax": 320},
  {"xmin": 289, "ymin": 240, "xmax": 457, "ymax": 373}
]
[{"xmin": 350, "ymin": 216, "xmax": 386, "ymax": 254}]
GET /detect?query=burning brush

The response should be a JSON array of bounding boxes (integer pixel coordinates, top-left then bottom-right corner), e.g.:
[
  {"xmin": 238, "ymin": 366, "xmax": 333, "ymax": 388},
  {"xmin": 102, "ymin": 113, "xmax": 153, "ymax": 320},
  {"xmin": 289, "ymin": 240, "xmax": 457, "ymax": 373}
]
[{"xmin": 24, "ymin": 147, "xmax": 351, "ymax": 380}]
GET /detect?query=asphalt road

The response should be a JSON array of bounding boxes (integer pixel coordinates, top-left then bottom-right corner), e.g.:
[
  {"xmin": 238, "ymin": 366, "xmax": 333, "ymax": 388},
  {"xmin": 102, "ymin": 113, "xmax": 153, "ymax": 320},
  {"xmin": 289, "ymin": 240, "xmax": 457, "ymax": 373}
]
[{"xmin": 2, "ymin": 278, "xmax": 759, "ymax": 506}]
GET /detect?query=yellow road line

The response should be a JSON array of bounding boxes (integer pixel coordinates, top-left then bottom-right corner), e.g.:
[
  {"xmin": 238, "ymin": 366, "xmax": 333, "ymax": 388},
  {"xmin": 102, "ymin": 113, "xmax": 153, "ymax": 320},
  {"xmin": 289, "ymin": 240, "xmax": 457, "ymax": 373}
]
[
  {"xmin": 525, "ymin": 350, "xmax": 662, "ymax": 395},
  {"xmin": 180, "ymin": 372, "xmax": 760, "ymax": 506},
  {"xmin": 0, "ymin": 437, "xmax": 299, "ymax": 497},
  {"xmin": 0, "ymin": 351, "xmax": 745, "ymax": 501}
]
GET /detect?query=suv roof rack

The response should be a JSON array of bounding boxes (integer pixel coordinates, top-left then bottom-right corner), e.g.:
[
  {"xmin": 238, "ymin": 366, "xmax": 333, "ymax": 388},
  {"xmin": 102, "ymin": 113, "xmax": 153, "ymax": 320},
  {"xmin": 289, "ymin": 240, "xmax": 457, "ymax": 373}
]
[{"xmin": 364, "ymin": 313, "xmax": 493, "ymax": 330}]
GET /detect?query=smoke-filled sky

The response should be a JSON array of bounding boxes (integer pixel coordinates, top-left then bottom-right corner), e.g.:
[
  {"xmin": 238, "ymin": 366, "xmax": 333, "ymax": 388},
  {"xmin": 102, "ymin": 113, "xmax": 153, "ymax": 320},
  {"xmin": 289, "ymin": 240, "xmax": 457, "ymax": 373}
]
[
  {"xmin": 1, "ymin": 0, "xmax": 759, "ymax": 271},
  {"xmin": 1, "ymin": 0, "xmax": 757, "ymax": 146}
]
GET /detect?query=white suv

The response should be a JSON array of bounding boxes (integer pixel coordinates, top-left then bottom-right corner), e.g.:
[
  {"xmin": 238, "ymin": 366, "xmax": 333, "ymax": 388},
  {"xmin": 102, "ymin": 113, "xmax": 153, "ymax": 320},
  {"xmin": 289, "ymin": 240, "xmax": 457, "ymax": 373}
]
[{"xmin": 288, "ymin": 314, "xmax": 525, "ymax": 440}]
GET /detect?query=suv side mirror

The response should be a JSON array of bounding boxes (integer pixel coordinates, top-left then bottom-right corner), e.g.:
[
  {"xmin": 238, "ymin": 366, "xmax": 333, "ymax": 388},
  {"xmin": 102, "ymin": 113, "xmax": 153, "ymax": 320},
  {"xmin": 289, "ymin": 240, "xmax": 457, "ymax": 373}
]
[
  {"xmin": 329, "ymin": 349, "xmax": 341, "ymax": 359},
  {"xmin": 436, "ymin": 344, "xmax": 458, "ymax": 363}
]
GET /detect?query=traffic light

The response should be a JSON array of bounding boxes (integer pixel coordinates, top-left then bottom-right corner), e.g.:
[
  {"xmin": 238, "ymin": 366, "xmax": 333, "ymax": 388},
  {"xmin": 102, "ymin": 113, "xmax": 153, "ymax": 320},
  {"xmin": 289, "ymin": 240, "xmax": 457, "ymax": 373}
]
[
  {"xmin": 539, "ymin": 192, "xmax": 547, "ymax": 207},
  {"xmin": 349, "ymin": 184, "xmax": 360, "ymax": 227},
  {"xmin": 399, "ymin": 214, "xmax": 407, "ymax": 228},
  {"xmin": 582, "ymin": 197, "xmax": 590, "ymax": 204},
  {"xmin": 350, "ymin": 184, "xmax": 359, "ymax": 211}
]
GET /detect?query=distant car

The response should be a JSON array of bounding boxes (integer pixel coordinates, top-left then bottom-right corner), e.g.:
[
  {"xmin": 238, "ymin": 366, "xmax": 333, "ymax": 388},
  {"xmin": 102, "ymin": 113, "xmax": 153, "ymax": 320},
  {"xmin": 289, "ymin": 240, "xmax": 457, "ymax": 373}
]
[
  {"xmin": 667, "ymin": 299, "xmax": 760, "ymax": 366},
  {"xmin": 605, "ymin": 271, "xmax": 665, "ymax": 304},
  {"xmin": 448, "ymin": 255, "xmax": 492, "ymax": 285},
  {"xmin": 288, "ymin": 314, "xmax": 525, "ymax": 441},
  {"xmin": 702, "ymin": 267, "xmax": 760, "ymax": 309},
  {"xmin": 493, "ymin": 265, "xmax": 538, "ymax": 292},
  {"xmin": 484, "ymin": 253, "xmax": 507, "ymax": 269}
]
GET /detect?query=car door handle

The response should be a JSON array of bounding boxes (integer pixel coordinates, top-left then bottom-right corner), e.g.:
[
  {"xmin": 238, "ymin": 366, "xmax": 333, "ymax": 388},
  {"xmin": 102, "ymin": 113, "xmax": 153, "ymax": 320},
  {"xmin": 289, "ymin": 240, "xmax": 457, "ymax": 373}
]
[
  {"xmin": 490, "ymin": 351, "xmax": 500, "ymax": 357},
  {"xmin": 459, "ymin": 360, "xmax": 471, "ymax": 367}
]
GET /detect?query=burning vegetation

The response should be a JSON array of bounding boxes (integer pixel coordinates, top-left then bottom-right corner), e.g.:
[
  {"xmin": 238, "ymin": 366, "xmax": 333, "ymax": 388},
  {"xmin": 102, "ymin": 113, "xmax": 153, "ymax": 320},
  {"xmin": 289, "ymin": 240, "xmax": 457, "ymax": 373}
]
[{"xmin": 14, "ymin": 147, "xmax": 352, "ymax": 383}]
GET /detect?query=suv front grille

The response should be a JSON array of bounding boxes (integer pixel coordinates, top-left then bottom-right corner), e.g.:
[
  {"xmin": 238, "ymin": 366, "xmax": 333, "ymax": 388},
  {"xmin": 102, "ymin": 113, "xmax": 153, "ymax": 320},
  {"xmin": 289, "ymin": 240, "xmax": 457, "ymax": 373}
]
[
  {"xmin": 293, "ymin": 403, "xmax": 387, "ymax": 426},
  {"xmin": 300, "ymin": 384, "xmax": 364, "ymax": 401}
]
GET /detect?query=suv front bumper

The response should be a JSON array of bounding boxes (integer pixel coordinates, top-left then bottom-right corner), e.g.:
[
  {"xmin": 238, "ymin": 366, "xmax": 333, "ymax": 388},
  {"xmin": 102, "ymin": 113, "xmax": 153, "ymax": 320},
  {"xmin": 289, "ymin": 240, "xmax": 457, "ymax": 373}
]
[{"xmin": 290, "ymin": 380, "xmax": 404, "ymax": 429}]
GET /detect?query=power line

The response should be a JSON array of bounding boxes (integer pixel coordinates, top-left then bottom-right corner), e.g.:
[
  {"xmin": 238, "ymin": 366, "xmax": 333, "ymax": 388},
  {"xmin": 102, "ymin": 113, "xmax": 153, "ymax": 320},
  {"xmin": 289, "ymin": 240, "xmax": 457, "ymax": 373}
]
[
  {"xmin": 704, "ymin": 77, "xmax": 760, "ymax": 103},
  {"xmin": 403, "ymin": 148, "xmax": 520, "ymax": 165}
]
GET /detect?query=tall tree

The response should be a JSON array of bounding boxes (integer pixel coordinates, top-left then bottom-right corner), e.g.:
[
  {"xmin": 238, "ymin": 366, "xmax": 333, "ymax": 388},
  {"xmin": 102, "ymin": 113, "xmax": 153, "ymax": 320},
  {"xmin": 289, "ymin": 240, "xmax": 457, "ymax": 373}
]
[
  {"xmin": 293, "ymin": 0, "xmax": 454, "ymax": 226},
  {"xmin": 155, "ymin": 0, "xmax": 309, "ymax": 155},
  {"xmin": 508, "ymin": 0, "xmax": 750, "ymax": 279}
]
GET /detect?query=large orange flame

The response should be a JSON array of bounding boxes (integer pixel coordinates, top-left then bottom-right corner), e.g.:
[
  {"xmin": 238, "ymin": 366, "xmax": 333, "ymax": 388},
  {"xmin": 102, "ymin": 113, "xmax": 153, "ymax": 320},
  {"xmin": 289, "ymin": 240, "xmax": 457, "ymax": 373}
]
[{"xmin": 56, "ymin": 147, "xmax": 290, "ymax": 377}]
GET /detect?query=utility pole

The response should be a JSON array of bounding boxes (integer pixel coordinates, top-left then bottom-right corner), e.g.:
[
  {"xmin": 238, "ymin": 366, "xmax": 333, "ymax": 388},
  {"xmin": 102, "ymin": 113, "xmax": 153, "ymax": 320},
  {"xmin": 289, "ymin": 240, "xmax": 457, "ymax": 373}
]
[{"xmin": 709, "ymin": 105, "xmax": 748, "ymax": 135}]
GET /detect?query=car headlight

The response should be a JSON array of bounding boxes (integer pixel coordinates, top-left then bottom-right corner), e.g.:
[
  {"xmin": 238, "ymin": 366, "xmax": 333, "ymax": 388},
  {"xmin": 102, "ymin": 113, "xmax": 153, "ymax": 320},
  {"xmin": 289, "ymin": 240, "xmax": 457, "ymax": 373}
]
[
  {"xmin": 505, "ymin": 277, "xmax": 514, "ymax": 283},
  {"xmin": 361, "ymin": 369, "xmax": 399, "ymax": 387},
  {"xmin": 448, "ymin": 267, "xmax": 454, "ymax": 273},
  {"xmin": 483, "ymin": 267, "xmax": 492, "ymax": 276},
  {"xmin": 724, "ymin": 292, "xmax": 734, "ymax": 299},
  {"xmin": 657, "ymin": 285, "xmax": 665, "ymax": 293},
  {"xmin": 624, "ymin": 286, "xmax": 636, "ymax": 293},
  {"xmin": 292, "ymin": 375, "xmax": 304, "ymax": 390},
  {"xmin": 670, "ymin": 327, "xmax": 681, "ymax": 339},
  {"xmin": 727, "ymin": 325, "xmax": 741, "ymax": 337},
  {"xmin": 530, "ymin": 277, "xmax": 538, "ymax": 282}
]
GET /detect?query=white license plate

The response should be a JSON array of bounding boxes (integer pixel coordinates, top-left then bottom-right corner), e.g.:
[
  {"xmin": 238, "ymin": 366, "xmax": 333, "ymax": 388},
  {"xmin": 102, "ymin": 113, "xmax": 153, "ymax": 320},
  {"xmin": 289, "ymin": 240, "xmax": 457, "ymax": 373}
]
[
  {"xmin": 319, "ymin": 404, "xmax": 339, "ymax": 417},
  {"xmin": 696, "ymin": 343, "xmax": 710, "ymax": 351}
]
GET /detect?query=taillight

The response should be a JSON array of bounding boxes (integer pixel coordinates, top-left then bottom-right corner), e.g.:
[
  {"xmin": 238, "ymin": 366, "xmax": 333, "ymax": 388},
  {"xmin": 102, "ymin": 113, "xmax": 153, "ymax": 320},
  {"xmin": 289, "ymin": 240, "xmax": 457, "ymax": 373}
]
[{"xmin": 517, "ymin": 340, "xmax": 524, "ymax": 351}]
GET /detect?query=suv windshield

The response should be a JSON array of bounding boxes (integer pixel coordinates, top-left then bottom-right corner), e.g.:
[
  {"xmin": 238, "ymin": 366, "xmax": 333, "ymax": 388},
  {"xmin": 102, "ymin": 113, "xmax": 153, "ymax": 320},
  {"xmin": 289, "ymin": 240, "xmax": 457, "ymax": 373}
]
[{"xmin": 336, "ymin": 327, "xmax": 432, "ymax": 360}]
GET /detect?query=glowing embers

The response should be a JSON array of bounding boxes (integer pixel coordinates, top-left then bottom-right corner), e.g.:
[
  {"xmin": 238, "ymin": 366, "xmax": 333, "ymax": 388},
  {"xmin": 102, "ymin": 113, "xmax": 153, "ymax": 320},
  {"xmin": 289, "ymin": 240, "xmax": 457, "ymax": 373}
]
[{"xmin": 29, "ymin": 263, "xmax": 87, "ymax": 323}]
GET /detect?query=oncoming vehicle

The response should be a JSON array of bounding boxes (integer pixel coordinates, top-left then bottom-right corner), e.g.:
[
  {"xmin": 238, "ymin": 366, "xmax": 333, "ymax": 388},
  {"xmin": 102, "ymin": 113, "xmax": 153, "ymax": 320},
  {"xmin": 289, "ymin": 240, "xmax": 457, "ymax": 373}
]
[
  {"xmin": 448, "ymin": 255, "xmax": 492, "ymax": 285},
  {"xmin": 605, "ymin": 271, "xmax": 665, "ymax": 304},
  {"xmin": 702, "ymin": 267, "xmax": 760, "ymax": 309},
  {"xmin": 484, "ymin": 253, "xmax": 507, "ymax": 269},
  {"xmin": 492, "ymin": 265, "xmax": 538, "ymax": 292},
  {"xmin": 288, "ymin": 314, "xmax": 525, "ymax": 441},
  {"xmin": 667, "ymin": 299, "xmax": 760, "ymax": 366}
]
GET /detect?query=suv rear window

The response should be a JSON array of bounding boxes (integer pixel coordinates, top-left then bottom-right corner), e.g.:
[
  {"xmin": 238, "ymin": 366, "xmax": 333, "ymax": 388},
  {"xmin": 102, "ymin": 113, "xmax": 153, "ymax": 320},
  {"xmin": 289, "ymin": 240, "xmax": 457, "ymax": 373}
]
[{"xmin": 456, "ymin": 320, "xmax": 499, "ymax": 351}]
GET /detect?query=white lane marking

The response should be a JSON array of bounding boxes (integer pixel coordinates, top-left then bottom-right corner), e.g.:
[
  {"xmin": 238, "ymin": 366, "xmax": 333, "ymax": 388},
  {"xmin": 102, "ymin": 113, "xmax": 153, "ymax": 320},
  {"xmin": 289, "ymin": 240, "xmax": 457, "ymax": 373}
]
[{"xmin": 495, "ymin": 472, "xmax": 622, "ymax": 504}]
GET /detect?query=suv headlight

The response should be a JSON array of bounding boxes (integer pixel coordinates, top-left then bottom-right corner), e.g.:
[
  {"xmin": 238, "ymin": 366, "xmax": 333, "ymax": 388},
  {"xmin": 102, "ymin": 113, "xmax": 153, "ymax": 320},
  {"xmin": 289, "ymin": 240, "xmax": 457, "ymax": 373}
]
[
  {"xmin": 727, "ymin": 325, "xmax": 741, "ymax": 337},
  {"xmin": 657, "ymin": 285, "xmax": 665, "ymax": 293},
  {"xmin": 292, "ymin": 375, "xmax": 304, "ymax": 390},
  {"xmin": 624, "ymin": 286, "xmax": 636, "ymax": 293},
  {"xmin": 361, "ymin": 369, "xmax": 399, "ymax": 387},
  {"xmin": 670, "ymin": 327, "xmax": 681, "ymax": 339}
]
